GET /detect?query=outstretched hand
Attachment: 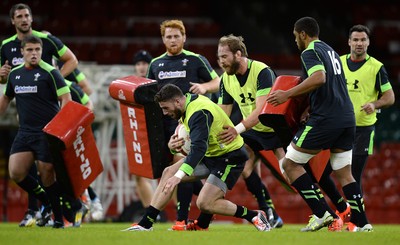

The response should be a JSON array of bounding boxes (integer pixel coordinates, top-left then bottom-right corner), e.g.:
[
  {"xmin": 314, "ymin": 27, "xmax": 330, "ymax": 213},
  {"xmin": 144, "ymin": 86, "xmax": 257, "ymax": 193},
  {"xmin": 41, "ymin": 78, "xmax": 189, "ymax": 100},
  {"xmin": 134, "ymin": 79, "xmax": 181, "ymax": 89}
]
[{"xmin": 189, "ymin": 82, "xmax": 207, "ymax": 95}]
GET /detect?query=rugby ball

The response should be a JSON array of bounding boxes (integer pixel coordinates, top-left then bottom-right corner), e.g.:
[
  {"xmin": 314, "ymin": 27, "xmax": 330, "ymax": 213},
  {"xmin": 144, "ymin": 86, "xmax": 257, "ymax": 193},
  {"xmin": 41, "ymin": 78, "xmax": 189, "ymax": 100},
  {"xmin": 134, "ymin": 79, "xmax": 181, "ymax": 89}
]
[{"xmin": 174, "ymin": 124, "xmax": 191, "ymax": 156}]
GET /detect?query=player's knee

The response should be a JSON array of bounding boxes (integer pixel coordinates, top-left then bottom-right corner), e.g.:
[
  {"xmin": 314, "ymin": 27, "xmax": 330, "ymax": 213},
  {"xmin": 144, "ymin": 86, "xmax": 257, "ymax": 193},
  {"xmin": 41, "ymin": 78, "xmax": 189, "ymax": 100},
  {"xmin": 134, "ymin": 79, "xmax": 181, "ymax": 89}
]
[
  {"xmin": 285, "ymin": 144, "xmax": 315, "ymax": 164},
  {"xmin": 9, "ymin": 170, "xmax": 24, "ymax": 182},
  {"xmin": 330, "ymin": 150, "xmax": 352, "ymax": 170},
  {"xmin": 196, "ymin": 198, "xmax": 212, "ymax": 213},
  {"xmin": 161, "ymin": 165, "xmax": 175, "ymax": 179},
  {"xmin": 241, "ymin": 165, "xmax": 252, "ymax": 178}
]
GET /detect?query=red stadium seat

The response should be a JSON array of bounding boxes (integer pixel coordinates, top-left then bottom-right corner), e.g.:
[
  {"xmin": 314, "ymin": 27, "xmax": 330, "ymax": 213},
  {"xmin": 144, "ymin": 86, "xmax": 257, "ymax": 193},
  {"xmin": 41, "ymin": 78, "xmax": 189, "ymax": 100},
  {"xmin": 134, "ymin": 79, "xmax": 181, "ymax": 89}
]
[
  {"xmin": 93, "ymin": 42, "xmax": 123, "ymax": 64},
  {"xmin": 131, "ymin": 21, "xmax": 161, "ymax": 37},
  {"xmin": 66, "ymin": 42, "xmax": 94, "ymax": 62},
  {"xmin": 41, "ymin": 17, "xmax": 73, "ymax": 36},
  {"xmin": 276, "ymin": 54, "xmax": 301, "ymax": 70},
  {"xmin": 187, "ymin": 43, "xmax": 218, "ymax": 67},
  {"xmin": 30, "ymin": 0, "xmax": 53, "ymax": 16},
  {"xmin": 111, "ymin": 1, "xmax": 143, "ymax": 16},
  {"xmin": 83, "ymin": 1, "xmax": 110, "ymax": 17},
  {"xmin": 51, "ymin": 0, "xmax": 78, "ymax": 18},
  {"xmin": 175, "ymin": 2, "xmax": 202, "ymax": 16},
  {"xmin": 72, "ymin": 17, "xmax": 103, "ymax": 36},
  {"xmin": 100, "ymin": 18, "xmax": 129, "ymax": 37},
  {"xmin": 192, "ymin": 22, "xmax": 221, "ymax": 38},
  {"xmin": 142, "ymin": 2, "xmax": 169, "ymax": 16}
]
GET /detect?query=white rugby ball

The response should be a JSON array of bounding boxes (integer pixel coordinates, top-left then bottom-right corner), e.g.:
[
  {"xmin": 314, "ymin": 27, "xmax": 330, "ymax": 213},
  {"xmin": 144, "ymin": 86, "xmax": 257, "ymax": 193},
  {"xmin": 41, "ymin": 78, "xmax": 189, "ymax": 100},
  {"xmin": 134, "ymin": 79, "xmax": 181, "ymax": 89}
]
[{"xmin": 174, "ymin": 124, "xmax": 191, "ymax": 155}]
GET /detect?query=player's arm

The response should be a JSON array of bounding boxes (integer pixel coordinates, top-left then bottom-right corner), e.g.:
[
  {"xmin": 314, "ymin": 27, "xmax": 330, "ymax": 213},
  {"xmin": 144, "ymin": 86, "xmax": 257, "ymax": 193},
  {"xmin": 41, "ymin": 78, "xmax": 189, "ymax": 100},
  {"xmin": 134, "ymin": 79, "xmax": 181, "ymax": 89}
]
[
  {"xmin": 217, "ymin": 77, "xmax": 233, "ymax": 116},
  {"xmin": 189, "ymin": 76, "xmax": 220, "ymax": 94},
  {"xmin": 176, "ymin": 110, "xmax": 212, "ymax": 178},
  {"xmin": 58, "ymin": 92, "xmax": 72, "ymax": 108},
  {"xmin": 0, "ymin": 94, "xmax": 12, "ymax": 114},
  {"xmin": 58, "ymin": 48, "xmax": 78, "ymax": 78},
  {"xmin": 242, "ymin": 94, "xmax": 267, "ymax": 129},
  {"xmin": 375, "ymin": 89, "xmax": 395, "ymax": 109},
  {"xmin": 362, "ymin": 67, "xmax": 395, "ymax": 114},
  {"xmin": 241, "ymin": 67, "xmax": 274, "ymax": 130},
  {"xmin": 189, "ymin": 55, "xmax": 220, "ymax": 94},
  {"xmin": 267, "ymin": 70, "xmax": 325, "ymax": 106},
  {"xmin": 369, "ymin": 67, "xmax": 395, "ymax": 110},
  {"xmin": 362, "ymin": 88, "xmax": 395, "ymax": 114},
  {"xmin": 52, "ymin": 68, "xmax": 72, "ymax": 108},
  {"xmin": 72, "ymin": 68, "xmax": 93, "ymax": 95},
  {"xmin": 78, "ymin": 77, "xmax": 93, "ymax": 95},
  {"xmin": 219, "ymin": 103, "xmax": 233, "ymax": 117}
]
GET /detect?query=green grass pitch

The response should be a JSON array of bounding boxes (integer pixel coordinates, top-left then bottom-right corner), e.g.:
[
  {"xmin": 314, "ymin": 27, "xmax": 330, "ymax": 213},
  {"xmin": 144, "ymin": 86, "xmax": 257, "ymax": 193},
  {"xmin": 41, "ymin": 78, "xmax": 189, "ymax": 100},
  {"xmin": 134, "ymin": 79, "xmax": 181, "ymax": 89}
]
[{"xmin": 1, "ymin": 222, "xmax": 399, "ymax": 245}]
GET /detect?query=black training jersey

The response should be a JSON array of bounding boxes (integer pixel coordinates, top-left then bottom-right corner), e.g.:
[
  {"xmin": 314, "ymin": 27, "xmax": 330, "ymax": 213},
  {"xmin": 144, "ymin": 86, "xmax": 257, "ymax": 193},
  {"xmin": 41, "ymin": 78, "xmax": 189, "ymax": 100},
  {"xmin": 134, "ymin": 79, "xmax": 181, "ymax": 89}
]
[
  {"xmin": 300, "ymin": 40, "xmax": 355, "ymax": 129},
  {"xmin": 1, "ymin": 30, "xmax": 67, "ymax": 68},
  {"xmin": 147, "ymin": 49, "xmax": 218, "ymax": 94},
  {"xmin": 4, "ymin": 60, "xmax": 70, "ymax": 133}
]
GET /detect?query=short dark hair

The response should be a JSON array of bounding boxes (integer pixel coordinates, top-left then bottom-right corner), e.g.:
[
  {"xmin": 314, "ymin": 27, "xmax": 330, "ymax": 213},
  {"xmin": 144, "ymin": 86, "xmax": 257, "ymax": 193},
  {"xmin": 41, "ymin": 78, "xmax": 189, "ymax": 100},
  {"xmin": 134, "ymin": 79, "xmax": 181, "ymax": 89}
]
[
  {"xmin": 133, "ymin": 50, "xmax": 153, "ymax": 65},
  {"xmin": 21, "ymin": 35, "xmax": 42, "ymax": 48},
  {"xmin": 154, "ymin": 84, "xmax": 184, "ymax": 103},
  {"xmin": 294, "ymin": 17, "xmax": 319, "ymax": 38},
  {"xmin": 218, "ymin": 34, "xmax": 248, "ymax": 57},
  {"xmin": 349, "ymin": 24, "xmax": 370, "ymax": 38},
  {"xmin": 10, "ymin": 3, "xmax": 32, "ymax": 19}
]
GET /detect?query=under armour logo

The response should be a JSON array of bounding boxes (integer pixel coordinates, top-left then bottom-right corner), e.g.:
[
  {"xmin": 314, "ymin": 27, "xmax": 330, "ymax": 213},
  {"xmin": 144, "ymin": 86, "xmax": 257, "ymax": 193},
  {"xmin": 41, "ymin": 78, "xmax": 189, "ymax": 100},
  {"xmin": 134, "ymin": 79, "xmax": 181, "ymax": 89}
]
[
  {"xmin": 11, "ymin": 48, "xmax": 17, "ymax": 52},
  {"xmin": 34, "ymin": 73, "xmax": 40, "ymax": 81},
  {"xmin": 239, "ymin": 93, "xmax": 255, "ymax": 103},
  {"xmin": 352, "ymin": 80, "xmax": 359, "ymax": 89},
  {"xmin": 15, "ymin": 75, "xmax": 20, "ymax": 79},
  {"xmin": 182, "ymin": 58, "xmax": 189, "ymax": 66},
  {"xmin": 347, "ymin": 79, "xmax": 359, "ymax": 90},
  {"xmin": 159, "ymin": 63, "xmax": 164, "ymax": 67}
]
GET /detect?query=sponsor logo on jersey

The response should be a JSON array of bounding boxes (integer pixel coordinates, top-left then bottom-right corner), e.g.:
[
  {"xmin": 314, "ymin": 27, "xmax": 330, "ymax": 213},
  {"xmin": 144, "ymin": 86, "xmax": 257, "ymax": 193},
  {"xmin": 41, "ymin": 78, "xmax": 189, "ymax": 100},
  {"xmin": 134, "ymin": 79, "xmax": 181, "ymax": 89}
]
[
  {"xmin": 15, "ymin": 85, "xmax": 37, "ymax": 94},
  {"xmin": 158, "ymin": 70, "xmax": 186, "ymax": 80},
  {"xmin": 12, "ymin": 57, "xmax": 24, "ymax": 66}
]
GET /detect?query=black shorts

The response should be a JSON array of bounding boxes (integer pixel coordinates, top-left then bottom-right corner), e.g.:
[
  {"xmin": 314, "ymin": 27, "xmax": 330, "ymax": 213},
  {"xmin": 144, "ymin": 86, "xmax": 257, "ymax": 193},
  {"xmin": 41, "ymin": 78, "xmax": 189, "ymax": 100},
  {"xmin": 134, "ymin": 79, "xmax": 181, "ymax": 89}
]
[
  {"xmin": 293, "ymin": 124, "xmax": 355, "ymax": 151},
  {"xmin": 10, "ymin": 131, "xmax": 53, "ymax": 162},
  {"xmin": 203, "ymin": 146, "xmax": 248, "ymax": 192},
  {"xmin": 354, "ymin": 125, "xmax": 375, "ymax": 156},
  {"xmin": 241, "ymin": 129, "xmax": 282, "ymax": 151}
]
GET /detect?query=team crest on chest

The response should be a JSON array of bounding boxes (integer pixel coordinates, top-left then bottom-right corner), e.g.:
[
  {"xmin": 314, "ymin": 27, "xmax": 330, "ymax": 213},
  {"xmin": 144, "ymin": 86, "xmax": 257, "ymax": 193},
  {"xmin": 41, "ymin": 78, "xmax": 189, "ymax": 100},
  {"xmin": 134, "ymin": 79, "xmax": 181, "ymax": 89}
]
[{"xmin": 34, "ymin": 73, "xmax": 41, "ymax": 81}]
